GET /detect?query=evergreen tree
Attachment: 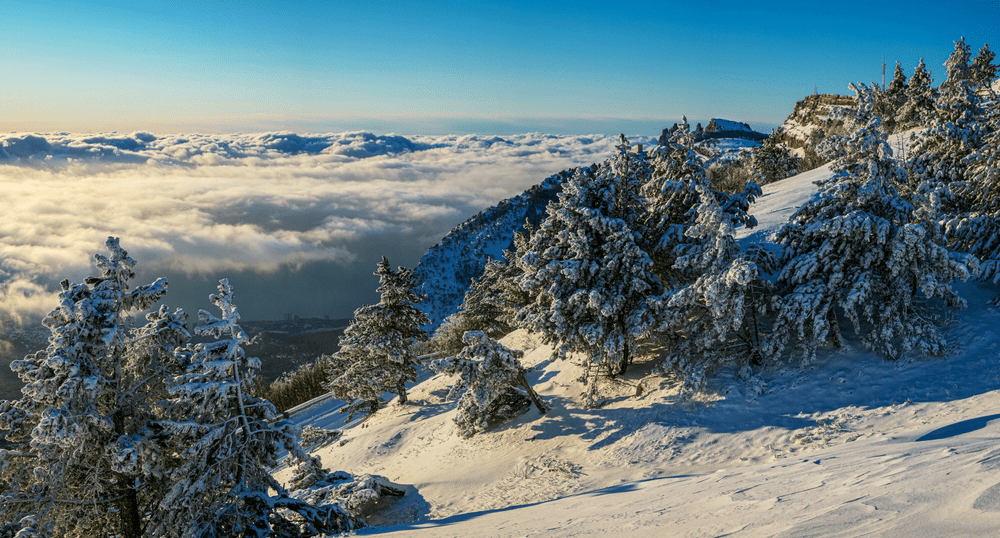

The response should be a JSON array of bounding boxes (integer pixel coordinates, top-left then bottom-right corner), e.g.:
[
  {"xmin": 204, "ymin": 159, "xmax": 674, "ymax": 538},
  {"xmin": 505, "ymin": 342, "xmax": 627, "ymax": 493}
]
[
  {"xmin": 937, "ymin": 37, "xmax": 981, "ymax": 123},
  {"xmin": 907, "ymin": 101, "xmax": 991, "ymax": 214},
  {"xmin": 643, "ymin": 119, "xmax": 759, "ymax": 288},
  {"xmin": 0, "ymin": 238, "xmax": 189, "ymax": 538},
  {"xmin": 748, "ymin": 130, "xmax": 801, "ymax": 184},
  {"xmin": 152, "ymin": 279, "xmax": 351, "ymax": 537},
  {"xmin": 874, "ymin": 61, "xmax": 909, "ymax": 132},
  {"xmin": 770, "ymin": 117, "xmax": 977, "ymax": 362},
  {"xmin": 652, "ymin": 185, "xmax": 774, "ymax": 393},
  {"xmin": 897, "ymin": 58, "xmax": 939, "ymax": 129},
  {"xmin": 942, "ymin": 101, "xmax": 1000, "ymax": 295},
  {"xmin": 430, "ymin": 331, "xmax": 545, "ymax": 438},
  {"xmin": 325, "ymin": 257, "xmax": 429, "ymax": 419},
  {"xmin": 516, "ymin": 136, "xmax": 659, "ymax": 396},
  {"xmin": 971, "ymin": 43, "xmax": 998, "ymax": 97}
]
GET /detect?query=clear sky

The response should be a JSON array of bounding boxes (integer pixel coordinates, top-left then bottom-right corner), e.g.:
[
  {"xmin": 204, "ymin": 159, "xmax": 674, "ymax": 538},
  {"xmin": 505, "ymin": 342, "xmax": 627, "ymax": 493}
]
[{"xmin": 2, "ymin": 0, "xmax": 999, "ymax": 134}]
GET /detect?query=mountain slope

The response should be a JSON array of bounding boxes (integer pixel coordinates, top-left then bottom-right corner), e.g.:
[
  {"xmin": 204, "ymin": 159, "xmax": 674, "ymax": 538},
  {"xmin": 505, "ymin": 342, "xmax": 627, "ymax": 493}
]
[
  {"xmin": 412, "ymin": 170, "xmax": 571, "ymax": 330},
  {"xmin": 280, "ymin": 164, "xmax": 1000, "ymax": 535}
]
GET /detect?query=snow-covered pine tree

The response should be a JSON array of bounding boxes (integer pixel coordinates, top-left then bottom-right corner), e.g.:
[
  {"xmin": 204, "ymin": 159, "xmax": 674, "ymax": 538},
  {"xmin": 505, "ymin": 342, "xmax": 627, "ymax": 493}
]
[
  {"xmin": 972, "ymin": 43, "xmax": 998, "ymax": 98},
  {"xmin": 937, "ymin": 37, "xmax": 981, "ymax": 124},
  {"xmin": 874, "ymin": 61, "xmax": 908, "ymax": 133},
  {"xmin": 748, "ymin": 129, "xmax": 801, "ymax": 184},
  {"xmin": 152, "ymin": 279, "xmax": 354, "ymax": 537},
  {"xmin": 942, "ymin": 97, "xmax": 1000, "ymax": 295},
  {"xmin": 908, "ymin": 41, "xmax": 995, "ymax": 217},
  {"xmin": 0, "ymin": 238, "xmax": 189, "ymax": 538},
  {"xmin": 906, "ymin": 99, "xmax": 991, "ymax": 215},
  {"xmin": 770, "ymin": 117, "xmax": 978, "ymax": 362},
  {"xmin": 643, "ymin": 119, "xmax": 759, "ymax": 288},
  {"xmin": 516, "ymin": 136, "xmax": 659, "ymax": 394},
  {"xmin": 897, "ymin": 58, "xmax": 939, "ymax": 129},
  {"xmin": 433, "ymin": 223, "xmax": 536, "ymax": 354},
  {"xmin": 430, "ymin": 331, "xmax": 545, "ymax": 438},
  {"xmin": 652, "ymin": 185, "xmax": 775, "ymax": 393},
  {"xmin": 324, "ymin": 257, "xmax": 429, "ymax": 419}
]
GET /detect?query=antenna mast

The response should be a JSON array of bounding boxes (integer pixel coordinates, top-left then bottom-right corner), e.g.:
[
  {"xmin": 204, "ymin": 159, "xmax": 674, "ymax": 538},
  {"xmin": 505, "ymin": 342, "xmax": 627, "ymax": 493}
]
[{"xmin": 882, "ymin": 56, "xmax": 886, "ymax": 91}]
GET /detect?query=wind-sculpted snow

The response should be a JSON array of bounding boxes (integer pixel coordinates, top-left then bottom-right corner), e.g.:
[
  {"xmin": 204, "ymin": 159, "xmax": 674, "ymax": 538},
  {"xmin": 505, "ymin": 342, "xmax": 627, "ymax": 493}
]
[{"xmin": 0, "ymin": 131, "xmax": 632, "ymax": 322}]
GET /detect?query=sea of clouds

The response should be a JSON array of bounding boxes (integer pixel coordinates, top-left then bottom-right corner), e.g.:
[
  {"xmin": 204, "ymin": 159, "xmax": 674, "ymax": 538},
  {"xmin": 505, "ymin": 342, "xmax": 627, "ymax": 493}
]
[{"xmin": 0, "ymin": 130, "xmax": 648, "ymax": 323}]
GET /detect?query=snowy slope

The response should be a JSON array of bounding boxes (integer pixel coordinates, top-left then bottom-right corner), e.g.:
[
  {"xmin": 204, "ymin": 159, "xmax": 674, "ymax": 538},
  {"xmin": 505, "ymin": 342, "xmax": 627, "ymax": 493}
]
[
  {"xmin": 279, "ymin": 165, "xmax": 1000, "ymax": 536},
  {"xmin": 412, "ymin": 171, "xmax": 568, "ymax": 330}
]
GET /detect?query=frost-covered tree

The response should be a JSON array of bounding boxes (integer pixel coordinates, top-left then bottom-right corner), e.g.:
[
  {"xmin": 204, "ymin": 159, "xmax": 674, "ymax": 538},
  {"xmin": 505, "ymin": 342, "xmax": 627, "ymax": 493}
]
[
  {"xmin": 874, "ymin": 61, "xmax": 909, "ymax": 132},
  {"xmin": 517, "ymin": 136, "xmax": 659, "ymax": 388},
  {"xmin": 430, "ymin": 331, "xmax": 545, "ymax": 438},
  {"xmin": 937, "ymin": 37, "xmax": 982, "ymax": 123},
  {"xmin": 0, "ymin": 238, "xmax": 189, "ymax": 538},
  {"xmin": 152, "ymin": 279, "xmax": 354, "ymax": 537},
  {"xmin": 941, "ymin": 100, "xmax": 1000, "ymax": 295},
  {"xmin": 907, "ymin": 103, "xmax": 992, "ymax": 213},
  {"xmin": 770, "ymin": 117, "xmax": 978, "ymax": 362},
  {"xmin": 972, "ymin": 43, "xmax": 998, "ymax": 97},
  {"xmin": 897, "ymin": 58, "xmax": 939, "ymax": 129},
  {"xmin": 434, "ymin": 223, "xmax": 536, "ymax": 353},
  {"xmin": 748, "ymin": 130, "xmax": 801, "ymax": 184},
  {"xmin": 908, "ymin": 41, "xmax": 996, "ymax": 215},
  {"xmin": 325, "ymin": 257, "xmax": 429, "ymax": 419},
  {"xmin": 643, "ymin": 119, "xmax": 759, "ymax": 287},
  {"xmin": 652, "ymin": 185, "xmax": 774, "ymax": 392}
]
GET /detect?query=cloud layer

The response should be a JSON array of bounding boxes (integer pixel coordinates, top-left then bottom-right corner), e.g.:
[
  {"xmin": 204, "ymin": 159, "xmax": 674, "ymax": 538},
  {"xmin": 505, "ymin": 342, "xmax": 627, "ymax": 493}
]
[{"xmin": 0, "ymin": 130, "xmax": 642, "ymax": 322}]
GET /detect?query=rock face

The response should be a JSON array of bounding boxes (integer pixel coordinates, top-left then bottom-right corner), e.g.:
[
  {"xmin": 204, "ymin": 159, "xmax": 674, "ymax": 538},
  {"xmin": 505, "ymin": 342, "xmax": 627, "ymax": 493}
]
[
  {"xmin": 772, "ymin": 94, "xmax": 856, "ymax": 150},
  {"xmin": 697, "ymin": 119, "xmax": 768, "ymax": 142}
]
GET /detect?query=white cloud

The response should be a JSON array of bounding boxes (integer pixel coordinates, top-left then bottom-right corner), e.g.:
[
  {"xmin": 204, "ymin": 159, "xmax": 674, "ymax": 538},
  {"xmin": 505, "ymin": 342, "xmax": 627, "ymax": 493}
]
[{"xmin": 0, "ymin": 130, "xmax": 650, "ymax": 320}]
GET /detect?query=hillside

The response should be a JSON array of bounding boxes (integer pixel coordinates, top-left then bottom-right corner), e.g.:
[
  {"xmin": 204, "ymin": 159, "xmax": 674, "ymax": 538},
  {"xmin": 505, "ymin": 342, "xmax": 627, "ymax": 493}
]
[
  {"xmin": 411, "ymin": 171, "xmax": 570, "ymax": 330},
  {"xmin": 279, "ymin": 163, "xmax": 1000, "ymax": 536},
  {"xmin": 411, "ymin": 119, "xmax": 773, "ymax": 331}
]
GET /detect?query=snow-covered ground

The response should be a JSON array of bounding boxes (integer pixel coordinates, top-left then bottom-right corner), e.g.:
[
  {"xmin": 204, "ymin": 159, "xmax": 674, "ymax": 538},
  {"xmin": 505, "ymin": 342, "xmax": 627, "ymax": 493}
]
[{"xmin": 277, "ymin": 165, "xmax": 1000, "ymax": 536}]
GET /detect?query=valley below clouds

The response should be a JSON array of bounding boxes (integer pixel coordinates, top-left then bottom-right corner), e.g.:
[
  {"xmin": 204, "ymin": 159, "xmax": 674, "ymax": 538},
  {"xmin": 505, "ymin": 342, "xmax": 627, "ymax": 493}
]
[{"xmin": 0, "ymin": 130, "xmax": 633, "ymax": 323}]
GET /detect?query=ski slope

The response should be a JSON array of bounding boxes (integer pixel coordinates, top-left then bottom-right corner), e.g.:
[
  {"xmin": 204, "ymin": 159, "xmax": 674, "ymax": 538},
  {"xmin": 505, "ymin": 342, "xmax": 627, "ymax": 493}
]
[{"xmin": 277, "ymin": 165, "xmax": 1000, "ymax": 536}]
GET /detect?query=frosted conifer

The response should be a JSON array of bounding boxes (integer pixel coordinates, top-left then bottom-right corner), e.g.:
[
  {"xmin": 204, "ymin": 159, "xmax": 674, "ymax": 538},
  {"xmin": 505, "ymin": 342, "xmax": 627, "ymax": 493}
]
[
  {"xmin": 152, "ymin": 279, "xmax": 354, "ymax": 537},
  {"xmin": 897, "ymin": 58, "xmax": 939, "ymax": 129},
  {"xmin": 972, "ymin": 43, "xmax": 998, "ymax": 97},
  {"xmin": 430, "ymin": 331, "xmax": 545, "ymax": 437},
  {"xmin": 324, "ymin": 257, "xmax": 429, "ymax": 419},
  {"xmin": 771, "ymin": 118, "xmax": 977, "ymax": 362},
  {"xmin": 748, "ymin": 130, "xmax": 801, "ymax": 184},
  {"xmin": 942, "ymin": 102, "xmax": 1000, "ymax": 292},
  {"xmin": 516, "ymin": 136, "xmax": 659, "ymax": 392},
  {"xmin": 652, "ymin": 185, "xmax": 774, "ymax": 392},
  {"xmin": 937, "ymin": 37, "xmax": 982, "ymax": 123},
  {"xmin": 874, "ymin": 62, "xmax": 908, "ymax": 132},
  {"xmin": 644, "ymin": 120, "xmax": 759, "ymax": 287},
  {"xmin": 0, "ymin": 238, "xmax": 188, "ymax": 538}
]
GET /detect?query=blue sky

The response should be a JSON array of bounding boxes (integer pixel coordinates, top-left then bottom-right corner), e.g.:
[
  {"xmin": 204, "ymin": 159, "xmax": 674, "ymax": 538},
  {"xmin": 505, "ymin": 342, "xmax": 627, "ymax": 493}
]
[{"xmin": 3, "ymin": 0, "xmax": 998, "ymax": 135}]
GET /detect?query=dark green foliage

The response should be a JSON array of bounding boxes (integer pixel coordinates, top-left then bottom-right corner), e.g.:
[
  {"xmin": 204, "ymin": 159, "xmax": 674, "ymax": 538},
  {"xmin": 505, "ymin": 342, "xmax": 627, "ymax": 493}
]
[{"xmin": 325, "ymin": 257, "xmax": 429, "ymax": 419}]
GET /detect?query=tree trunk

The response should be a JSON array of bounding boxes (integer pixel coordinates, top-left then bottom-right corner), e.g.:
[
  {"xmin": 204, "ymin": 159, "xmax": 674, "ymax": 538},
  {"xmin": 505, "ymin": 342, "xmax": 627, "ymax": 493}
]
[
  {"xmin": 112, "ymin": 411, "xmax": 143, "ymax": 538},
  {"xmin": 617, "ymin": 340, "xmax": 631, "ymax": 376},
  {"xmin": 517, "ymin": 372, "xmax": 546, "ymax": 415},
  {"xmin": 396, "ymin": 380, "xmax": 408, "ymax": 404},
  {"xmin": 826, "ymin": 306, "xmax": 842, "ymax": 349}
]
